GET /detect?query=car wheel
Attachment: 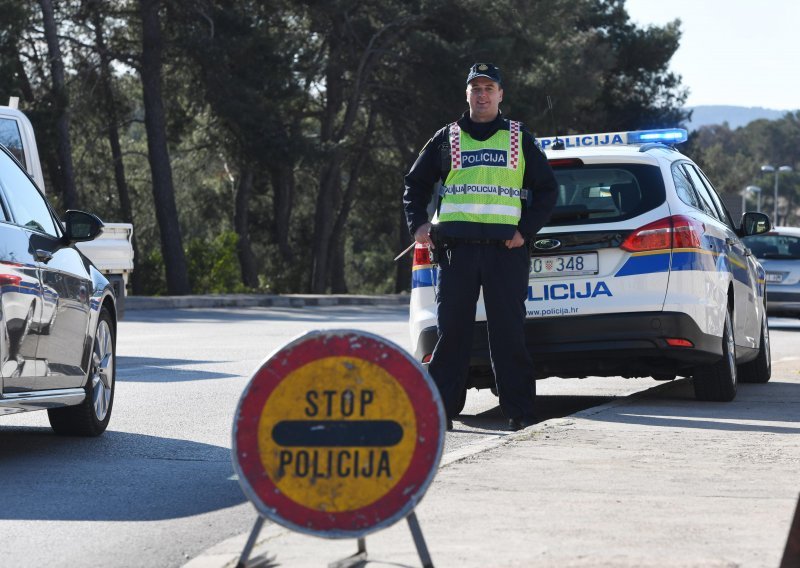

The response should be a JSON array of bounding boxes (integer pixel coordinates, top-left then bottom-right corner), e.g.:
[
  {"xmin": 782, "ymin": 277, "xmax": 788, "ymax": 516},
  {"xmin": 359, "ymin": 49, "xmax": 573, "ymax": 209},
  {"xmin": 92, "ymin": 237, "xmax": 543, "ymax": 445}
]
[
  {"xmin": 739, "ymin": 312, "xmax": 771, "ymax": 383},
  {"xmin": 48, "ymin": 306, "xmax": 115, "ymax": 436},
  {"xmin": 693, "ymin": 306, "xmax": 737, "ymax": 402}
]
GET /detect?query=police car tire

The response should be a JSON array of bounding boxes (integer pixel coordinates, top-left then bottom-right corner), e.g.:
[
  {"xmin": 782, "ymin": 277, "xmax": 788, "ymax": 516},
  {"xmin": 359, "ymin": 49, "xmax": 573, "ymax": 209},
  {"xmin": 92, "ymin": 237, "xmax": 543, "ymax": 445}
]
[
  {"xmin": 739, "ymin": 313, "xmax": 771, "ymax": 384},
  {"xmin": 693, "ymin": 307, "xmax": 737, "ymax": 402}
]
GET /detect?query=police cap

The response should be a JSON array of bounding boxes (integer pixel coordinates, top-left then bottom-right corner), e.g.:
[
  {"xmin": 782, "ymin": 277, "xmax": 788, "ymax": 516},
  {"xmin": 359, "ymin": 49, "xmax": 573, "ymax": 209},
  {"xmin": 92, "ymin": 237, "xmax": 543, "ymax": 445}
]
[{"xmin": 466, "ymin": 63, "xmax": 502, "ymax": 86}]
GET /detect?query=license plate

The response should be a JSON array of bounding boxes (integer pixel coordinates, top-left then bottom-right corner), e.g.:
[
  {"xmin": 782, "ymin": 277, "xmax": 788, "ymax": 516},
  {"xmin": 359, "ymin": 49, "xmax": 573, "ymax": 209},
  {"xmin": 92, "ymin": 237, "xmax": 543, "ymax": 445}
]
[
  {"xmin": 766, "ymin": 272, "xmax": 784, "ymax": 283},
  {"xmin": 530, "ymin": 253, "xmax": 598, "ymax": 278}
]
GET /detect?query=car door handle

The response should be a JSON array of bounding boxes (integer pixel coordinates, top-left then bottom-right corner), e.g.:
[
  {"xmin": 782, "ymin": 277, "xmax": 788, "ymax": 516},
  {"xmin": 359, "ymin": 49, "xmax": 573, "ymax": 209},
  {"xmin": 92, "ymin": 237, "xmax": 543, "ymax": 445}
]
[{"xmin": 34, "ymin": 249, "xmax": 53, "ymax": 263}]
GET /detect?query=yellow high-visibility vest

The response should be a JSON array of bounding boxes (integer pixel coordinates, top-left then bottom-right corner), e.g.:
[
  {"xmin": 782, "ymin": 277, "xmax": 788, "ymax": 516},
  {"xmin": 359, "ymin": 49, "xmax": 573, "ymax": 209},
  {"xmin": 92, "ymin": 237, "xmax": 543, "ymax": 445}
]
[{"xmin": 439, "ymin": 120, "xmax": 526, "ymax": 226}]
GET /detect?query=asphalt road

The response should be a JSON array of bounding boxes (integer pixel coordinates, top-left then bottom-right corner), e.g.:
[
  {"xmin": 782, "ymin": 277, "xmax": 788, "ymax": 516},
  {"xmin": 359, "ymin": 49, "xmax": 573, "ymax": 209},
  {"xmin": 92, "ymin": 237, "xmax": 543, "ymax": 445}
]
[{"xmin": 1, "ymin": 306, "xmax": 798, "ymax": 567}]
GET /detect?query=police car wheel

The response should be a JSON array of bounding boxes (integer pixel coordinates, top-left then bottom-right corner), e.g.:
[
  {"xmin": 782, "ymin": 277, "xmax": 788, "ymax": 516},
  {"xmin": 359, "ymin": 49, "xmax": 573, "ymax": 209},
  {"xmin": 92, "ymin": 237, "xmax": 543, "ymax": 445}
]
[
  {"xmin": 693, "ymin": 306, "xmax": 737, "ymax": 402},
  {"xmin": 739, "ymin": 312, "xmax": 771, "ymax": 384}
]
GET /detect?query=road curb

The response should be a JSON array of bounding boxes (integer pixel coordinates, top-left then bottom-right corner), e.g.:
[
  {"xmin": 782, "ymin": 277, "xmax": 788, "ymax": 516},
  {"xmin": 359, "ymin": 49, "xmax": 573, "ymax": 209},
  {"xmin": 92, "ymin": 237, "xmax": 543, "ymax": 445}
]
[{"xmin": 125, "ymin": 293, "xmax": 410, "ymax": 311}]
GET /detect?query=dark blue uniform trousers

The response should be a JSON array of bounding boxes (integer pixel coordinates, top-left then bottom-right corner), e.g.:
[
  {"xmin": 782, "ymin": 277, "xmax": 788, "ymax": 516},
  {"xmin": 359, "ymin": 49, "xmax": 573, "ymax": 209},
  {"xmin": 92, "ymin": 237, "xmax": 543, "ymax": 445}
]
[{"xmin": 427, "ymin": 242, "xmax": 535, "ymax": 422}]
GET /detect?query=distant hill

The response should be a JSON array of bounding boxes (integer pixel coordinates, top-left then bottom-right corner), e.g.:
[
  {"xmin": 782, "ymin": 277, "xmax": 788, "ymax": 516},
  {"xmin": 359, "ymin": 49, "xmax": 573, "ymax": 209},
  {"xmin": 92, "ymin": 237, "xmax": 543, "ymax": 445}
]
[{"xmin": 685, "ymin": 105, "xmax": 793, "ymax": 131}]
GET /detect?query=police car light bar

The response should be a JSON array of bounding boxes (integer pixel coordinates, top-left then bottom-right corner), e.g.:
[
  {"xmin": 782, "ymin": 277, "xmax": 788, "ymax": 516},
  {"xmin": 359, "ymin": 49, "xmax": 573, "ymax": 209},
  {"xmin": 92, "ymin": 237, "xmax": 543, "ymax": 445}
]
[{"xmin": 538, "ymin": 128, "xmax": 688, "ymax": 151}]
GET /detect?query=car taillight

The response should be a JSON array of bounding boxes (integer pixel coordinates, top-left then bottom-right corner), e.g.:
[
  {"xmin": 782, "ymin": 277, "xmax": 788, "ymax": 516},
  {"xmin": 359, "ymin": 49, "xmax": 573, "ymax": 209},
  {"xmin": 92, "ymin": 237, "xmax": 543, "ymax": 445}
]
[
  {"xmin": 0, "ymin": 274, "xmax": 23, "ymax": 286},
  {"xmin": 620, "ymin": 215, "xmax": 704, "ymax": 252},
  {"xmin": 413, "ymin": 244, "xmax": 432, "ymax": 266},
  {"xmin": 671, "ymin": 216, "xmax": 704, "ymax": 249}
]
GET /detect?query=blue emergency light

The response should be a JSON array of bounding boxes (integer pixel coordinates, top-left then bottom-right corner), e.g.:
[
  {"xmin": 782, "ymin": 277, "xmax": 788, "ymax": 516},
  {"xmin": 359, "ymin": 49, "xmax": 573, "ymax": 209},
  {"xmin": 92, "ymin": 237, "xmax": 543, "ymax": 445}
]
[
  {"xmin": 626, "ymin": 128, "xmax": 688, "ymax": 144},
  {"xmin": 538, "ymin": 128, "xmax": 688, "ymax": 150}
]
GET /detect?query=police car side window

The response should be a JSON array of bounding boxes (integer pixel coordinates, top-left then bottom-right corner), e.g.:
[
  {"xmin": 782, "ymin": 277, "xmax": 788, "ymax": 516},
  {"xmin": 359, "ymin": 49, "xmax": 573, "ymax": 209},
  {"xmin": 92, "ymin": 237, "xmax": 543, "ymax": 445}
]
[
  {"xmin": 693, "ymin": 167, "xmax": 736, "ymax": 228},
  {"xmin": 683, "ymin": 164, "xmax": 728, "ymax": 225},
  {"xmin": 679, "ymin": 163, "xmax": 719, "ymax": 220},
  {"xmin": 0, "ymin": 117, "xmax": 26, "ymax": 165},
  {"xmin": 671, "ymin": 163, "xmax": 702, "ymax": 210},
  {"xmin": 0, "ymin": 149, "xmax": 59, "ymax": 236}
]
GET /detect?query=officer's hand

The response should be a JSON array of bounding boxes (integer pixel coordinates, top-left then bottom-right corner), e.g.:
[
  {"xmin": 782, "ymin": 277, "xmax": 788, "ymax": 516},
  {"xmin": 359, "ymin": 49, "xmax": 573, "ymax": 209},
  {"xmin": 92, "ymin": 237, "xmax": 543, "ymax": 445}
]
[
  {"xmin": 505, "ymin": 230, "xmax": 525, "ymax": 249},
  {"xmin": 414, "ymin": 222, "xmax": 434, "ymax": 249}
]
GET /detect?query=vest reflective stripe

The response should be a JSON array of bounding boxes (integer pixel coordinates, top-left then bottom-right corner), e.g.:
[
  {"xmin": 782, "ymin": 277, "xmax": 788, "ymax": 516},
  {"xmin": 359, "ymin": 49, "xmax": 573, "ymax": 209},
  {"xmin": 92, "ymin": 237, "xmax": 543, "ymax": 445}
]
[
  {"xmin": 441, "ymin": 120, "xmax": 526, "ymax": 226},
  {"xmin": 508, "ymin": 120, "xmax": 520, "ymax": 170},
  {"xmin": 449, "ymin": 123, "xmax": 462, "ymax": 169},
  {"xmin": 448, "ymin": 121, "xmax": 521, "ymax": 171}
]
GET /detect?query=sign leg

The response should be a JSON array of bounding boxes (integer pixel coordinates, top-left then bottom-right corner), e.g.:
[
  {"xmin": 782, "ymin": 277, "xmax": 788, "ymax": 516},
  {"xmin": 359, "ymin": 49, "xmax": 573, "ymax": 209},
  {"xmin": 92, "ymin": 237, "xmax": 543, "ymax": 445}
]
[
  {"xmin": 406, "ymin": 511, "xmax": 434, "ymax": 568},
  {"xmin": 237, "ymin": 515, "xmax": 266, "ymax": 568},
  {"xmin": 328, "ymin": 538, "xmax": 367, "ymax": 568}
]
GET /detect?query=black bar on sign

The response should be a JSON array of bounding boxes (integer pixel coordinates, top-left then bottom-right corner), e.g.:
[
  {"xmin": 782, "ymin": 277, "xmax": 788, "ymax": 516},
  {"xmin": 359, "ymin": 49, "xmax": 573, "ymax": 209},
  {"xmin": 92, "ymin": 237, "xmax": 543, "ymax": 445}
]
[{"xmin": 272, "ymin": 420, "xmax": 403, "ymax": 447}]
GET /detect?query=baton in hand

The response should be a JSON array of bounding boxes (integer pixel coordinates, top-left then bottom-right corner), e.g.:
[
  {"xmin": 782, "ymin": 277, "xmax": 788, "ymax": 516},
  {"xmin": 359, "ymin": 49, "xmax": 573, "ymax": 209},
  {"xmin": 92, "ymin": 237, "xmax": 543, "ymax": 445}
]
[{"xmin": 393, "ymin": 242, "xmax": 416, "ymax": 262}]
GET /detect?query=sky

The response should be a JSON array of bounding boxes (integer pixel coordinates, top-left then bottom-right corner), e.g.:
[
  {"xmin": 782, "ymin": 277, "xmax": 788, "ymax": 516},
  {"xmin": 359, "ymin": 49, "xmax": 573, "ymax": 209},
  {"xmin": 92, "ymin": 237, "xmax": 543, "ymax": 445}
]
[{"xmin": 624, "ymin": 0, "xmax": 800, "ymax": 110}]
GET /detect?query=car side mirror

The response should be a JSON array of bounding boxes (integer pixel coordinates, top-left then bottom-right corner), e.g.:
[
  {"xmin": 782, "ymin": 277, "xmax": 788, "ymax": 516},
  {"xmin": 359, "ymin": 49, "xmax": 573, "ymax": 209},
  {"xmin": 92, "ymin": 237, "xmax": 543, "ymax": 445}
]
[
  {"xmin": 739, "ymin": 211, "xmax": 771, "ymax": 237},
  {"xmin": 63, "ymin": 210, "xmax": 104, "ymax": 242}
]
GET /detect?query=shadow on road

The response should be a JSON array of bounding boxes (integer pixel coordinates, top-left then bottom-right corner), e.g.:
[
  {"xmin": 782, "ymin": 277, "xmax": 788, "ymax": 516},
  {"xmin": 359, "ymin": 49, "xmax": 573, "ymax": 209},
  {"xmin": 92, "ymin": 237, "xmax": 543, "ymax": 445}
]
[
  {"xmin": 116, "ymin": 355, "xmax": 238, "ymax": 382},
  {"xmin": 457, "ymin": 394, "xmax": 617, "ymax": 432},
  {"xmin": 0, "ymin": 428, "xmax": 246, "ymax": 521},
  {"xmin": 582, "ymin": 378, "xmax": 800, "ymax": 434}
]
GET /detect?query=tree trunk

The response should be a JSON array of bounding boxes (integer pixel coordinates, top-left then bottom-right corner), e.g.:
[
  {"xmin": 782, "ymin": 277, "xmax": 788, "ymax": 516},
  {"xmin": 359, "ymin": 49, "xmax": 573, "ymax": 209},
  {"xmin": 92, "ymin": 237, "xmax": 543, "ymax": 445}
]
[
  {"xmin": 309, "ymin": 18, "xmax": 345, "ymax": 293},
  {"xmin": 328, "ymin": 109, "xmax": 376, "ymax": 293},
  {"xmin": 269, "ymin": 162, "xmax": 294, "ymax": 262},
  {"xmin": 234, "ymin": 165, "xmax": 259, "ymax": 288},
  {"xmin": 308, "ymin": 14, "xmax": 411, "ymax": 293},
  {"xmin": 139, "ymin": 0, "xmax": 190, "ymax": 295},
  {"xmin": 39, "ymin": 0, "xmax": 79, "ymax": 209},
  {"xmin": 310, "ymin": 161, "xmax": 341, "ymax": 292},
  {"xmin": 90, "ymin": 3, "xmax": 143, "ymax": 294}
]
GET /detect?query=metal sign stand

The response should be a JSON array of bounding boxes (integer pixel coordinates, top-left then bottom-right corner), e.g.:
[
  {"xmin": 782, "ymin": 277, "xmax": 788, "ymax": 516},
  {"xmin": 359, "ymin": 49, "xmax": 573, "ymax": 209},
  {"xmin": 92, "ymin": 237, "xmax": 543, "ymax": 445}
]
[{"xmin": 236, "ymin": 510, "xmax": 434, "ymax": 568}]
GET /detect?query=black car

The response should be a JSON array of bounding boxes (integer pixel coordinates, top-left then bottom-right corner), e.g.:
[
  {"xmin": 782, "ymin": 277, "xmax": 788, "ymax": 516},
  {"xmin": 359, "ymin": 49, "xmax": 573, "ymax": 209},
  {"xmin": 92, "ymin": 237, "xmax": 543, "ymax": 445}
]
[{"xmin": 0, "ymin": 143, "xmax": 117, "ymax": 435}]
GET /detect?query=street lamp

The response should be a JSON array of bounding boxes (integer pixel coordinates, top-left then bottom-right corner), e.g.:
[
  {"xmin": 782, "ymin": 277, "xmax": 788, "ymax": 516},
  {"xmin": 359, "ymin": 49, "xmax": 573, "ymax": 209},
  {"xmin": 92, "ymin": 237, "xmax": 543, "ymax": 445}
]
[
  {"xmin": 742, "ymin": 185, "xmax": 762, "ymax": 213},
  {"xmin": 761, "ymin": 164, "xmax": 793, "ymax": 225}
]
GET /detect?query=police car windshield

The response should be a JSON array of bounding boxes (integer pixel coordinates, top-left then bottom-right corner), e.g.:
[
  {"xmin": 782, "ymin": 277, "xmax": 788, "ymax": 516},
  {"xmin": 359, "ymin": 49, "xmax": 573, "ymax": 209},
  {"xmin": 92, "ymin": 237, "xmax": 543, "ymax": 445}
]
[
  {"xmin": 742, "ymin": 234, "xmax": 800, "ymax": 260},
  {"xmin": 545, "ymin": 164, "xmax": 666, "ymax": 226}
]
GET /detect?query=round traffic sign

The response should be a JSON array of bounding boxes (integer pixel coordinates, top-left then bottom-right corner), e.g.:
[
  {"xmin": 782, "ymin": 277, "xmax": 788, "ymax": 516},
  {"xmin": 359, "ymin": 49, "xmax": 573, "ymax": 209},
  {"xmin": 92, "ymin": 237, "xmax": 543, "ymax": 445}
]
[{"xmin": 232, "ymin": 329, "xmax": 445, "ymax": 538}]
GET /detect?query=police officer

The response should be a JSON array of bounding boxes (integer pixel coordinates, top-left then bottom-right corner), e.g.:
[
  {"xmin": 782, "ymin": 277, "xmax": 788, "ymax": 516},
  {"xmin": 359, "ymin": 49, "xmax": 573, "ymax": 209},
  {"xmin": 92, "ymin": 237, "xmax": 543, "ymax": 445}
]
[{"xmin": 403, "ymin": 63, "xmax": 558, "ymax": 431}]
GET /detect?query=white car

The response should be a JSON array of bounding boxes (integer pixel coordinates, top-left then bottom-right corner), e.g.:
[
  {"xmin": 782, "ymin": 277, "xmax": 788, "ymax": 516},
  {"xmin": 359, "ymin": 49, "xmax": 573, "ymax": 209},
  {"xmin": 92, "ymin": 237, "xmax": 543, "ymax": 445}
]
[{"xmin": 410, "ymin": 128, "xmax": 772, "ymax": 409}]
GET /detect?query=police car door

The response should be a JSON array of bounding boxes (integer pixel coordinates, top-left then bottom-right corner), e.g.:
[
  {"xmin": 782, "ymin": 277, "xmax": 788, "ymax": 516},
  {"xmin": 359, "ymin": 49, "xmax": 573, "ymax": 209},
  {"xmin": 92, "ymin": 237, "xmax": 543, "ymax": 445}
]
[
  {"xmin": 683, "ymin": 164, "xmax": 757, "ymax": 348},
  {"xmin": 694, "ymin": 165, "xmax": 760, "ymax": 348}
]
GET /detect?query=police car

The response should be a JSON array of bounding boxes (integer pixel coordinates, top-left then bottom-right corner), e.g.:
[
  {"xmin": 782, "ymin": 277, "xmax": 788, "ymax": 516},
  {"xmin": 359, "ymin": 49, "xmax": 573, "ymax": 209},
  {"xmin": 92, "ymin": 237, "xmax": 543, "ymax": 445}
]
[{"xmin": 410, "ymin": 128, "xmax": 772, "ymax": 409}]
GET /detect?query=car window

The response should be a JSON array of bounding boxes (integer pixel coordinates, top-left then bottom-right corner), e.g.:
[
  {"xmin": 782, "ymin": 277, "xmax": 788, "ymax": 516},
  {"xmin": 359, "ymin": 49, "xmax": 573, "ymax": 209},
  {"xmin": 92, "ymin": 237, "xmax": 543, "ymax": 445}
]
[
  {"xmin": 0, "ymin": 148, "xmax": 59, "ymax": 237},
  {"xmin": 0, "ymin": 117, "xmax": 26, "ymax": 165},
  {"xmin": 742, "ymin": 234, "xmax": 800, "ymax": 259},
  {"xmin": 545, "ymin": 164, "xmax": 665, "ymax": 226},
  {"xmin": 690, "ymin": 165, "xmax": 735, "ymax": 229},
  {"xmin": 672, "ymin": 163, "xmax": 702, "ymax": 209},
  {"xmin": 679, "ymin": 163, "xmax": 719, "ymax": 221}
]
